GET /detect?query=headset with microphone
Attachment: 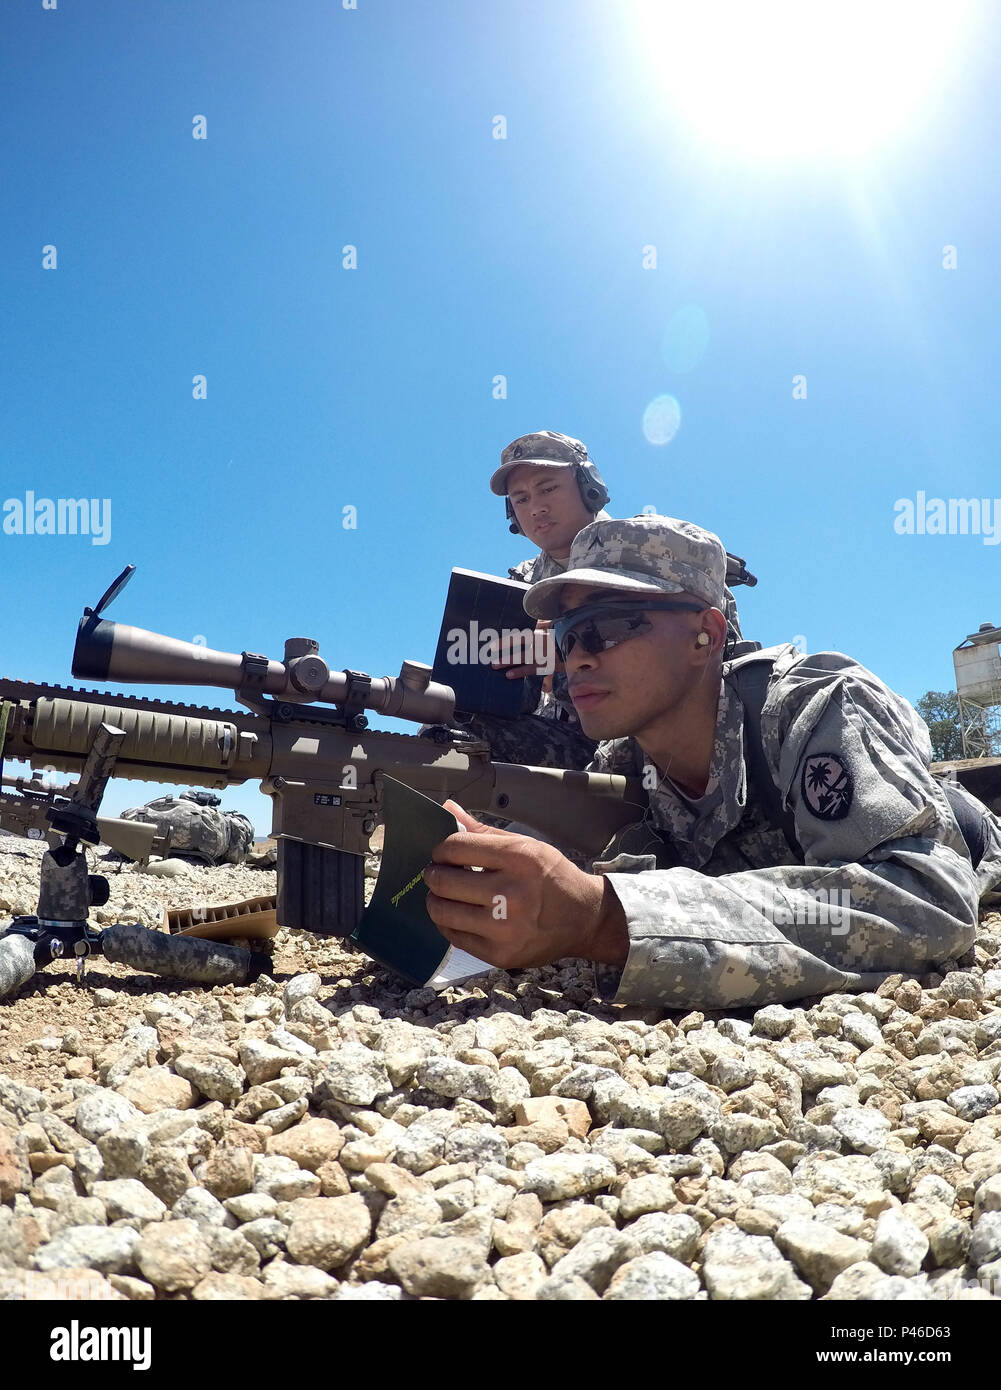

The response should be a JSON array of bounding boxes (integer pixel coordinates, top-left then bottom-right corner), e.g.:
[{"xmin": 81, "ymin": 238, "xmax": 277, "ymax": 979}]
[{"xmin": 506, "ymin": 459, "xmax": 610, "ymax": 534}]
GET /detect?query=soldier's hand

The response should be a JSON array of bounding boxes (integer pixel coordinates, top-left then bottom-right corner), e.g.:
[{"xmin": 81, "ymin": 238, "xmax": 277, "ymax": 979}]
[
  {"xmin": 490, "ymin": 619, "xmax": 560, "ymax": 681},
  {"xmin": 422, "ymin": 802, "xmax": 628, "ymax": 970}
]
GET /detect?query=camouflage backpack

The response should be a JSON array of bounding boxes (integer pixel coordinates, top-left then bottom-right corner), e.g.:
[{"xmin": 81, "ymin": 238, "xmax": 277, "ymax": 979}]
[{"xmin": 121, "ymin": 790, "xmax": 255, "ymax": 865}]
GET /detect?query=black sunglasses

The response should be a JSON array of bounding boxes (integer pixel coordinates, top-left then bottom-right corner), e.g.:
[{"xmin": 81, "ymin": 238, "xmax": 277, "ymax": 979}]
[{"xmin": 553, "ymin": 598, "xmax": 706, "ymax": 660}]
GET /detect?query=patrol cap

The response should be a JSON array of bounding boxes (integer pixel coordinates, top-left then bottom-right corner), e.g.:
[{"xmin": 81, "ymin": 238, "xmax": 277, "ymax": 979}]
[
  {"xmin": 524, "ymin": 514, "xmax": 727, "ymax": 619},
  {"xmin": 490, "ymin": 430, "xmax": 590, "ymax": 496}
]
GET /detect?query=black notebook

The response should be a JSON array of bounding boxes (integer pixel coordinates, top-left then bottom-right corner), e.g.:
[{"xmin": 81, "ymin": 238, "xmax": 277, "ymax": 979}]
[
  {"xmin": 431, "ymin": 567, "xmax": 542, "ymax": 718},
  {"xmin": 350, "ymin": 775, "xmax": 491, "ymax": 988}
]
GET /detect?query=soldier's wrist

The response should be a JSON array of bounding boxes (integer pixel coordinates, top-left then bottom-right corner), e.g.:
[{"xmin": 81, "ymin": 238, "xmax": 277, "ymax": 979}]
[{"xmin": 584, "ymin": 875, "xmax": 629, "ymax": 967}]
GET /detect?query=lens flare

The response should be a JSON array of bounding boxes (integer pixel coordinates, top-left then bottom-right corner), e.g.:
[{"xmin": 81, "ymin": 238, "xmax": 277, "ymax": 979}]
[{"xmin": 643, "ymin": 394, "xmax": 682, "ymax": 446}]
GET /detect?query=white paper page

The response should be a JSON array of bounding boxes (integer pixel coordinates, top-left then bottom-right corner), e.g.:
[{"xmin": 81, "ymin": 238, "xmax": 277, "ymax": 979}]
[{"xmin": 428, "ymin": 944, "xmax": 493, "ymax": 989}]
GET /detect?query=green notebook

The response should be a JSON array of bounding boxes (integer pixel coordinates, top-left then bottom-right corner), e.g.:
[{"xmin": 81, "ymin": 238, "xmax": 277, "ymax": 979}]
[{"xmin": 351, "ymin": 775, "xmax": 492, "ymax": 988}]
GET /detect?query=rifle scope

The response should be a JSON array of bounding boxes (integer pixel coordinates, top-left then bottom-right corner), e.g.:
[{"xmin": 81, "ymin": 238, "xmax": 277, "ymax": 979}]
[{"xmin": 73, "ymin": 615, "xmax": 456, "ymax": 726}]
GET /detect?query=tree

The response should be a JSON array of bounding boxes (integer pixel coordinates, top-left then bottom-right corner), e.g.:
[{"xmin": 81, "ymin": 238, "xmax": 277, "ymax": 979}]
[{"xmin": 915, "ymin": 690, "xmax": 965, "ymax": 762}]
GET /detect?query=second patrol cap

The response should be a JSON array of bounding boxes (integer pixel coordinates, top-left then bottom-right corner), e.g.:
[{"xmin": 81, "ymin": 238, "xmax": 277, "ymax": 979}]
[{"xmin": 490, "ymin": 430, "xmax": 590, "ymax": 496}]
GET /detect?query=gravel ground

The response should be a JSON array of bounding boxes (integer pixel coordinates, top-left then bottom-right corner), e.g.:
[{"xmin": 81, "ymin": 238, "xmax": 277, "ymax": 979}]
[{"xmin": 3, "ymin": 837, "xmax": 1001, "ymax": 1303}]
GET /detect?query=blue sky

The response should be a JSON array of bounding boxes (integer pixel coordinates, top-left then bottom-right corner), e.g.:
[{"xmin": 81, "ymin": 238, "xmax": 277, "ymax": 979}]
[{"xmin": 1, "ymin": 0, "xmax": 999, "ymax": 832}]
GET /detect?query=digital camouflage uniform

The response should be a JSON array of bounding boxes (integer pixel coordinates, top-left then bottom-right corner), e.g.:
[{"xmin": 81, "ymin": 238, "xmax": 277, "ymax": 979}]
[{"xmin": 525, "ymin": 515, "xmax": 1001, "ymax": 1012}]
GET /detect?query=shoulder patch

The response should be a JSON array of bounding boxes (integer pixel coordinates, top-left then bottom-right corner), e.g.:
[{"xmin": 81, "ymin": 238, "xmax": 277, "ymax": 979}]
[{"xmin": 801, "ymin": 752, "xmax": 853, "ymax": 820}]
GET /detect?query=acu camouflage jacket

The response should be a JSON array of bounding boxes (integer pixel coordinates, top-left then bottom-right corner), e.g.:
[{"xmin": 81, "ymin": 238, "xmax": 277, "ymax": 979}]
[{"xmin": 589, "ymin": 644, "xmax": 1001, "ymax": 1011}]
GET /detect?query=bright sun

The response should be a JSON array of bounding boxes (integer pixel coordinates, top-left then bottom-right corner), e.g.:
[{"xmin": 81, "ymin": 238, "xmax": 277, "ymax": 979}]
[{"xmin": 632, "ymin": 0, "xmax": 977, "ymax": 159}]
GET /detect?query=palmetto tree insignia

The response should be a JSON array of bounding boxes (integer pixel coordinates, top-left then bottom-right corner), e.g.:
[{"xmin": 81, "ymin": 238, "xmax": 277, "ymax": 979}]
[
  {"xmin": 802, "ymin": 753, "xmax": 853, "ymax": 820},
  {"xmin": 806, "ymin": 761, "xmax": 832, "ymax": 793}
]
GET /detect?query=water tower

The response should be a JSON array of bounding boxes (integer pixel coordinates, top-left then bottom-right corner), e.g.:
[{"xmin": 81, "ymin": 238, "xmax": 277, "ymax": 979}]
[{"xmin": 954, "ymin": 622, "xmax": 1001, "ymax": 758}]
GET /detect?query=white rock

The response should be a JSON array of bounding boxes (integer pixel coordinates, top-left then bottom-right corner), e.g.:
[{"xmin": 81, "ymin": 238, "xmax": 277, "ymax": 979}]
[
  {"xmin": 605, "ymin": 1251, "xmax": 701, "ymax": 1300},
  {"xmin": 970, "ymin": 1212, "xmax": 1001, "ymax": 1269},
  {"xmin": 282, "ymin": 973, "xmax": 323, "ymax": 1011},
  {"xmin": 775, "ymin": 1218, "xmax": 870, "ymax": 1292},
  {"xmin": 870, "ymin": 1208, "xmax": 929, "ymax": 1277},
  {"xmin": 267, "ymin": 1027, "xmax": 316, "ymax": 1058},
  {"xmin": 548, "ymin": 1227, "xmax": 638, "ymax": 1293},
  {"xmin": 172, "ymin": 1187, "xmax": 233, "ymax": 1228},
  {"xmin": 752, "ymin": 1006, "xmax": 795, "ymax": 1039},
  {"xmin": 73, "ymin": 1091, "xmax": 140, "ymax": 1143},
  {"xmin": 224, "ymin": 1193, "xmax": 278, "ymax": 1224},
  {"xmin": 832, "ymin": 1106, "xmax": 892, "ymax": 1155},
  {"xmin": 842, "ymin": 1011, "xmax": 884, "ymax": 1051},
  {"xmin": 980, "ymin": 970, "xmax": 1001, "ymax": 999},
  {"xmin": 947, "ymin": 1085, "xmax": 999, "ymax": 1121},
  {"xmin": 323, "ymin": 1044, "xmax": 393, "ymax": 1106},
  {"xmin": 334, "ymin": 1281, "xmax": 405, "ymax": 1301},
  {"xmin": 238, "ymin": 1040, "xmax": 303, "ymax": 1087},
  {"xmin": 416, "ymin": 1057, "xmax": 494, "ymax": 1102},
  {"xmin": 33, "ymin": 1225, "xmax": 140, "ymax": 1275},
  {"xmin": 252, "ymin": 1155, "xmax": 321, "ymax": 1202},
  {"xmin": 618, "ymin": 1175, "xmax": 677, "ymax": 1221},
  {"xmin": 622, "ymin": 1212, "xmax": 701, "ymax": 1263},
  {"xmin": 701, "ymin": 1227, "xmax": 811, "ymax": 1300},
  {"xmin": 393, "ymin": 1124, "xmax": 446, "ymax": 1175},
  {"xmin": 974, "ymin": 1174, "xmax": 1001, "ymax": 1220},
  {"xmin": 173, "ymin": 1054, "xmax": 245, "ymax": 1105},
  {"xmin": 91, "ymin": 1179, "xmax": 166, "ymax": 1225},
  {"xmin": 821, "ymin": 1261, "xmax": 888, "ymax": 1300},
  {"xmin": 521, "ymin": 1154, "xmax": 616, "ymax": 1202}
]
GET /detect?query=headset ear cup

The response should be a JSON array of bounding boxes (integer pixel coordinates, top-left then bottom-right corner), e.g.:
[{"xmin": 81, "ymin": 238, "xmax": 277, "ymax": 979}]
[{"xmin": 576, "ymin": 462, "xmax": 609, "ymax": 513}]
